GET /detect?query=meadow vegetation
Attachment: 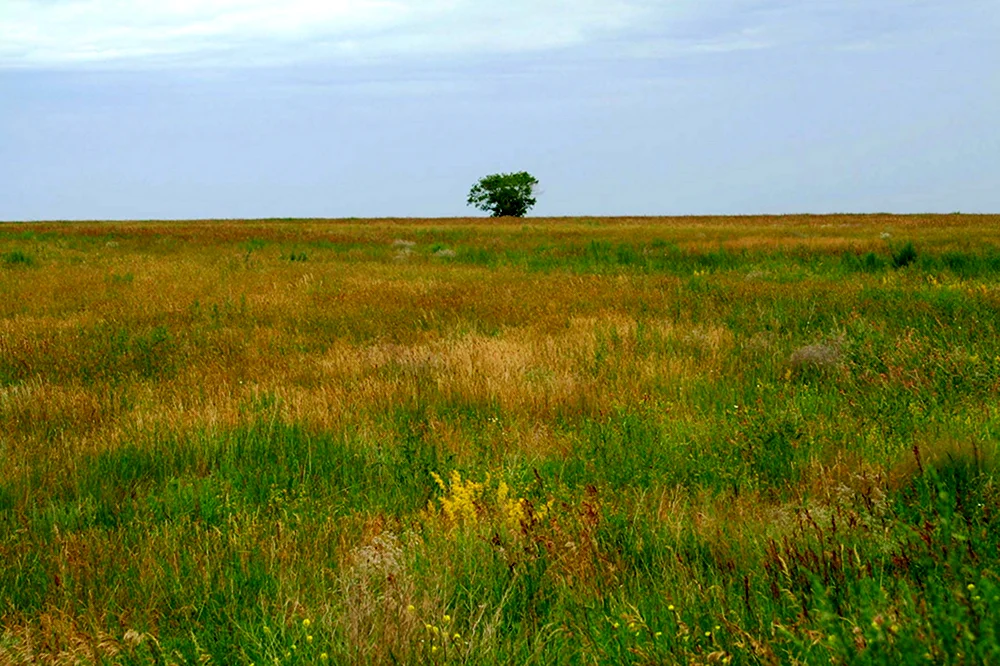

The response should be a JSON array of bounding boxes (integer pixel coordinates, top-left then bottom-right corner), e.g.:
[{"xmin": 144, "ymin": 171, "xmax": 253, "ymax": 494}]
[{"xmin": 0, "ymin": 214, "xmax": 998, "ymax": 664}]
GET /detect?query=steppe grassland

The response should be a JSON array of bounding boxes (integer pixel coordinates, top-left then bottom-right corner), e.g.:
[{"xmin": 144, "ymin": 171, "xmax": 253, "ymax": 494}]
[{"xmin": 0, "ymin": 215, "xmax": 998, "ymax": 664}]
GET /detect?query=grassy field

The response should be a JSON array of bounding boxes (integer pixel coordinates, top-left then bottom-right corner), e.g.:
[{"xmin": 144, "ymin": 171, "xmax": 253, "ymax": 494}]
[{"xmin": 1, "ymin": 214, "xmax": 999, "ymax": 664}]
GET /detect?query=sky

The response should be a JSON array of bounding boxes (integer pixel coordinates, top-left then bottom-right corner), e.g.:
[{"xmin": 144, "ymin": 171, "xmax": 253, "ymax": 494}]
[{"xmin": 1, "ymin": 0, "xmax": 998, "ymax": 220}]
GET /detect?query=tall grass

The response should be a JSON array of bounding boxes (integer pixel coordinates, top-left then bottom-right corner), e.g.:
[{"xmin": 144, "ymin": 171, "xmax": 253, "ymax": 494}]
[{"xmin": 0, "ymin": 215, "xmax": 998, "ymax": 664}]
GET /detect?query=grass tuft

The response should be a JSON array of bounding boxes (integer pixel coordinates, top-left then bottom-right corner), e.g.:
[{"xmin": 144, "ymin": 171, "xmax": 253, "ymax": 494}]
[
  {"xmin": 2, "ymin": 250, "xmax": 33, "ymax": 267},
  {"xmin": 891, "ymin": 241, "xmax": 918, "ymax": 269}
]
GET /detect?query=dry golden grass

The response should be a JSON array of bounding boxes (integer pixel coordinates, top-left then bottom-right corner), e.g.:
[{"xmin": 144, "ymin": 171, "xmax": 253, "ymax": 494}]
[{"xmin": 1, "ymin": 214, "xmax": 996, "ymax": 476}]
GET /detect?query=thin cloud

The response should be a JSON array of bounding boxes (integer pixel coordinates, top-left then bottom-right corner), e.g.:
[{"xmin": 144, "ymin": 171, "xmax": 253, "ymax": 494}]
[
  {"xmin": 1, "ymin": 0, "xmax": 994, "ymax": 69},
  {"xmin": 622, "ymin": 30, "xmax": 774, "ymax": 59},
  {"xmin": 1, "ymin": 0, "xmax": 654, "ymax": 68}
]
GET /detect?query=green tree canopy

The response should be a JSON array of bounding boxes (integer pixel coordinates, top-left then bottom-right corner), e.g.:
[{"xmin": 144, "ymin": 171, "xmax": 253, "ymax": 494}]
[{"xmin": 467, "ymin": 171, "xmax": 539, "ymax": 218}]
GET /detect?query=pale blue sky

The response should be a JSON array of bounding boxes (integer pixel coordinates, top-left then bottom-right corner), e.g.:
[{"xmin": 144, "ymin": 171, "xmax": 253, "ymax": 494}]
[{"xmin": 2, "ymin": 0, "xmax": 998, "ymax": 220}]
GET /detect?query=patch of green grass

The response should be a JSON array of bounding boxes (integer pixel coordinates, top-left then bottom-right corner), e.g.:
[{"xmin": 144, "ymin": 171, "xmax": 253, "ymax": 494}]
[{"xmin": 2, "ymin": 250, "xmax": 33, "ymax": 266}]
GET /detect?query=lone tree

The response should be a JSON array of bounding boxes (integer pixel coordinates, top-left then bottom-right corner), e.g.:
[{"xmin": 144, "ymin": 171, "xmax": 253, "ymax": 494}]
[{"xmin": 467, "ymin": 171, "xmax": 539, "ymax": 217}]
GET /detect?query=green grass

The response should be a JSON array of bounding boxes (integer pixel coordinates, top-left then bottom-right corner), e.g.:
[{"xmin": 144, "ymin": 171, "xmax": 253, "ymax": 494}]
[
  {"xmin": 3, "ymin": 250, "xmax": 34, "ymax": 267},
  {"xmin": 0, "ymin": 215, "xmax": 998, "ymax": 664}
]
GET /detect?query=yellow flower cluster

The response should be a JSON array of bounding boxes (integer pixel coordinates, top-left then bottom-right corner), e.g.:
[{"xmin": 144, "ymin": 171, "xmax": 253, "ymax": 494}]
[
  {"xmin": 428, "ymin": 470, "xmax": 550, "ymax": 530},
  {"xmin": 497, "ymin": 481, "xmax": 528, "ymax": 527},
  {"xmin": 430, "ymin": 470, "xmax": 484, "ymax": 525}
]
